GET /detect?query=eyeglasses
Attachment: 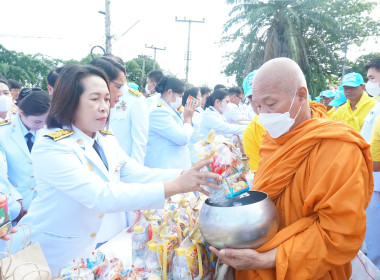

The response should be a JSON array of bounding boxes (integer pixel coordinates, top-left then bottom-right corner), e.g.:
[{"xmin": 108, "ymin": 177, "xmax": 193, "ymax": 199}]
[{"xmin": 110, "ymin": 80, "xmax": 123, "ymax": 88}]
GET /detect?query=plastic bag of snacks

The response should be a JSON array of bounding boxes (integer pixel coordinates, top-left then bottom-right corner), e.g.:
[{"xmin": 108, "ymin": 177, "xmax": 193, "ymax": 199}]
[
  {"xmin": 193, "ymin": 130, "xmax": 250, "ymax": 205},
  {"xmin": 0, "ymin": 193, "xmax": 12, "ymax": 238}
]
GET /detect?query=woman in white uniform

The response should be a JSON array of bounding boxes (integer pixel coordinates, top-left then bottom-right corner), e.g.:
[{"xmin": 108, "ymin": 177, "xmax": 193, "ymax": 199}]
[
  {"xmin": 9, "ymin": 65, "xmax": 219, "ymax": 275},
  {"xmin": 182, "ymin": 87, "xmax": 204, "ymax": 164},
  {"xmin": 198, "ymin": 89, "xmax": 247, "ymax": 139},
  {"xmin": 145, "ymin": 77, "xmax": 196, "ymax": 169},
  {"xmin": 0, "ymin": 88, "xmax": 50, "ymax": 210}
]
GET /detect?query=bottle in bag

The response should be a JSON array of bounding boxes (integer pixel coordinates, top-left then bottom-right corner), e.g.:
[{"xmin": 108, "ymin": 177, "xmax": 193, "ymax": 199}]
[
  {"xmin": 132, "ymin": 226, "xmax": 147, "ymax": 270},
  {"xmin": 146, "ymin": 242, "xmax": 162, "ymax": 279},
  {"xmin": 172, "ymin": 248, "xmax": 191, "ymax": 280}
]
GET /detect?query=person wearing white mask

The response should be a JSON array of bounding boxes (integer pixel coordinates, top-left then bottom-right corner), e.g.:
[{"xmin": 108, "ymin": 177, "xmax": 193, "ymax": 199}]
[
  {"xmin": 146, "ymin": 70, "xmax": 164, "ymax": 108},
  {"xmin": 224, "ymin": 86, "xmax": 251, "ymax": 125},
  {"xmin": 198, "ymin": 89, "xmax": 247, "ymax": 140},
  {"xmin": 145, "ymin": 77, "xmax": 195, "ymax": 169},
  {"xmin": 363, "ymin": 56, "xmax": 380, "ymax": 269},
  {"xmin": 0, "ymin": 80, "xmax": 13, "ymax": 121}
]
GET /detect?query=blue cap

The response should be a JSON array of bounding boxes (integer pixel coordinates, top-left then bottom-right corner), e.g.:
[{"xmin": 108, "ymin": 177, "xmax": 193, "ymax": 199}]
[
  {"xmin": 242, "ymin": 70, "xmax": 258, "ymax": 100},
  {"xmin": 314, "ymin": 96, "xmax": 322, "ymax": 103},
  {"xmin": 329, "ymin": 90, "xmax": 347, "ymax": 107},
  {"xmin": 320, "ymin": 90, "xmax": 336, "ymax": 98},
  {"xmin": 128, "ymin": 82, "xmax": 139, "ymax": 91},
  {"xmin": 342, "ymin": 72, "xmax": 364, "ymax": 87}
]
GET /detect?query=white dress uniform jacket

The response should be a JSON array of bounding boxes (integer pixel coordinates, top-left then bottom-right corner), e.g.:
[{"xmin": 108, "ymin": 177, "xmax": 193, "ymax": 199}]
[
  {"xmin": 198, "ymin": 106, "xmax": 247, "ymax": 140},
  {"xmin": 0, "ymin": 147, "xmax": 22, "ymax": 220},
  {"xmin": 189, "ymin": 107, "xmax": 204, "ymax": 164},
  {"xmin": 224, "ymin": 103, "xmax": 250, "ymax": 125},
  {"xmin": 110, "ymin": 87, "xmax": 149, "ymax": 164},
  {"xmin": 146, "ymin": 92, "xmax": 161, "ymax": 109},
  {"xmin": 9, "ymin": 125, "xmax": 181, "ymax": 275},
  {"xmin": 0, "ymin": 114, "xmax": 40, "ymax": 209},
  {"xmin": 145, "ymin": 98, "xmax": 193, "ymax": 169}
]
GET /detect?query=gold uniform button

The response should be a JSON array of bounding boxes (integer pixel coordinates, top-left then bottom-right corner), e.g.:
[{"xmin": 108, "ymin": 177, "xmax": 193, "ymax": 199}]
[
  {"xmin": 99, "ymin": 213, "xmax": 104, "ymax": 218},
  {"xmin": 30, "ymin": 174, "xmax": 34, "ymax": 178},
  {"xmin": 91, "ymin": 233, "xmax": 96, "ymax": 238},
  {"xmin": 30, "ymin": 186, "xmax": 34, "ymax": 190}
]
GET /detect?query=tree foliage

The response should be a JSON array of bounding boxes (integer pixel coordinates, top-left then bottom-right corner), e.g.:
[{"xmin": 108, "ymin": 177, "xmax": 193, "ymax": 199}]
[
  {"xmin": 0, "ymin": 44, "xmax": 60, "ymax": 89},
  {"xmin": 348, "ymin": 52, "xmax": 380, "ymax": 80},
  {"xmin": 223, "ymin": 0, "xmax": 380, "ymax": 97}
]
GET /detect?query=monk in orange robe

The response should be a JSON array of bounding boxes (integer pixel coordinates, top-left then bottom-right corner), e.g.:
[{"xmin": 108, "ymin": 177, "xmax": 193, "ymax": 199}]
[{"xmin": 210, "ymin": 58, "xmax": 373, "ymax": 280}]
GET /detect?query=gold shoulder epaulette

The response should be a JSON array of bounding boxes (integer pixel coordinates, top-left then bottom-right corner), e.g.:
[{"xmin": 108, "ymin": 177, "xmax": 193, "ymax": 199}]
[
  {"xmin": 129, "ymin": 88, "xmax": 142, "ymax": 97},
  {"xmin": 157, "ymin": 102, "xmax": 163, "ymax": 107},
  {"xmin": 0, "ymin": 119, "xmax": 11, "ymax": 126},
  {"xmin": 44, "ymin": 129, "xmax": 74, "ymax": 141},
  {"xmin": 99, "ymin": 129, "xmax": 113, "ymax": 136},
  {"xmin": 177, "ymin": 105, "xmax": 184, "ymax": 113}
]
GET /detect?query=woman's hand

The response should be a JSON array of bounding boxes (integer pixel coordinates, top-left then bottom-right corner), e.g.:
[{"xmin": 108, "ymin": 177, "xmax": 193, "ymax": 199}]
[
  {"xmin": 1, "ymin": 227, "xmax": 18, "ymax": 241},
  {"xmin": 164, "ymin": 158, "xmax": 222, "ymax": 198},
  {"xmin": 183, "ymin": 101, "xmax": 196, "ymax": 124}
]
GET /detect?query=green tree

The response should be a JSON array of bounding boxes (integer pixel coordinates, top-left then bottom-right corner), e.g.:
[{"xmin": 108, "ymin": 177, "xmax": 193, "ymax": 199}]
[
  {"xmin": 348, "ymin": 52, "xmax": 380, "ymax": 80},
  {"xmin": 223, "ymin": 0, "xmax": 380, "ymax": 97},
  {"xmin": 0, "ymin": 44, "xmax": 60, "ymax": 89},
  {"xmin": 125, "ymin": 57, "xmax": 161, "ymax": 89}
]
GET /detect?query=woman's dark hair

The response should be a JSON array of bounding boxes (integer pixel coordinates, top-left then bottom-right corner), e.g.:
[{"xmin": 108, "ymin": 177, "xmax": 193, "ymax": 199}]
[
  {"xmin": 200, "ymin": 86, "xmax": 211, "ymax": 97},
  {"xmin": 18, "ymin": 88, "xmax": 50, "ymax": 116},
  {"xmin": 47, "ymin": 64, "xmax": 109, "ymax": 129},
  {"xmin": 204, "ymin": 89, "xmax": 229, "ymax": 109},
  {"xmin": 89, "ymin": 56, "xmax": 125, "ymax": 81},
  {"xmin": 182, "ymin": 87, "xmax": 199, "ymax": 106},
  {"xmin": 47, "ymin": 66, "xmax": 64, "ymax": 88},
  {"xmin": 147, "ymin": 70, "xmax": 164, "ymax": 83},
  {"xmin": 156, "ymin": 77, "xmax": 184, "ymax": 96}
]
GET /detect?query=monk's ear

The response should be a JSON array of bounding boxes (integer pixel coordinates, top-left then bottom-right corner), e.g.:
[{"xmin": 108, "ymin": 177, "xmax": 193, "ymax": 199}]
[{"xmin": 297, "ymin": 87, "xmax": 308, "ymax": 104}]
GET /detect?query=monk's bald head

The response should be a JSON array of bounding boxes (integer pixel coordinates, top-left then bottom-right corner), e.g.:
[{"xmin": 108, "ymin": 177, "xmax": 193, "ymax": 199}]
[
  {"xmin": 253, "ymin": 57, "xmax": 307, "ymax": 96},
  {"xmin": 251, "ymin": 58, "xmax": 311, "ymax": 134}
]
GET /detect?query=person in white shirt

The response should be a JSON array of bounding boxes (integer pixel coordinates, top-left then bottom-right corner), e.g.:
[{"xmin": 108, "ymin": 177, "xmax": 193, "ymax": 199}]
[
  {"xmin": 145, "ymin": 77, "xmax": 196, "ymax": 169},
  {"xmin": 199, "ymin": 86, "xmax": 211, "ymax": 112},
  {"xmin": 0, "ymin": 88, "xmax": 50, "ymax": 210},
  {"xmin": 224, "ymin": 86, "xmax": 251, "ymax": 125},
  {"xmin": 6, "ymin": 65, "xmax": 220, "ymax": 275},
  {"xmin": 146, "ymin": 70, "xmax": 164, "ymax": 108},
  {"xmin": 199, "ymin": 89, "xmax": 247, "ymax": 140},
  {"xmin": 182, "ymin": 87, "xmax": 203, "ymax": 164}
]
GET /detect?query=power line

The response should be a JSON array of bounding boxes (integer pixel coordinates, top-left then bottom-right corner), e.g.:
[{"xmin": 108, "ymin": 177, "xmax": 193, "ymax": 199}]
[{"xmin": 175, "ymin": 17, "xmax": 205, "ymax": 85}]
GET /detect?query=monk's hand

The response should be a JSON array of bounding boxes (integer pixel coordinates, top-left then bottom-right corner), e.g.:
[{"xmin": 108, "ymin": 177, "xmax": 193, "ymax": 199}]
[{"xmin": 209, "ymin": 246, "xmax": 278, "ymax": 270}]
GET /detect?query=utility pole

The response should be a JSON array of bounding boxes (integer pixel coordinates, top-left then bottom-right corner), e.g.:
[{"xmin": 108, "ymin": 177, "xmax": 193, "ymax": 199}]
[
  {"xmin": 341, "ymin": 40, "xmax": 348, "ymax": 80},
  {"xmin": 98, "ymin": 0, "xmax": 112, "ymax": 54},
  {"xmin": 105, "ymin": 0, "xmax": 112, "ymax": 54},
  {"xmin": 175, "ymin": 17, "xmax": 205, "ymax": 85},
  {"xmin": 138, "ymin": 54, "xmax": 150, "ymax": 90},
  {"xmin": 145, "ymin": 45, "xmax": 166, "ymax": 70}
]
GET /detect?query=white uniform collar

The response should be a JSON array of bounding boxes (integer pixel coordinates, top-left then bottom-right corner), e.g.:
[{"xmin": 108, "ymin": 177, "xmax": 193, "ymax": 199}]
[{"xmin": 71, "ymin": 125, "xmax": 103, "ymax": 146}]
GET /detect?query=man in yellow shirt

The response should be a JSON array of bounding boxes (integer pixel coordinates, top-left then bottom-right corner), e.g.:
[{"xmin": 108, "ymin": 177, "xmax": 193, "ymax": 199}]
[
  {"xmin": 332, "ymin": 72, "xmax": 376, "ymax": 132},
  {"xmin": 241, "ymin": 71, "xmax": 266, "ymax": 171}
]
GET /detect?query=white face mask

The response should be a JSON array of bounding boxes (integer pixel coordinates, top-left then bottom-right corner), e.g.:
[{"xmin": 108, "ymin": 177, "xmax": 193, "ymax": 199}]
[
  {"xmin": 366, "ymin": 81, "xmax": 380, "ymax": 97},
  {"xmin": 259, "ymin": 91, "xmax": 302, "ymax": 138},
  {"xmin": 170, "ymin": 95, "xmax": 182, "ymax": 111},
  {"xmin": 0, "ymin": 95, "xmax": 13, "ymax": 113},
  {"xmin": 220, "ymin": 102, "xmax": 233, "ymax": 115},
  {"xmin": 145, "ymin": 83, "xmax": 154, "ymax": 95}
]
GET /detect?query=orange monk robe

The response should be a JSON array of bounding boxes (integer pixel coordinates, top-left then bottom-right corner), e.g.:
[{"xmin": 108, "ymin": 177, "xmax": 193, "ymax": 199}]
[{"xmin": 236, "ymin": 118, "xmax": 373, "ymax": 280}]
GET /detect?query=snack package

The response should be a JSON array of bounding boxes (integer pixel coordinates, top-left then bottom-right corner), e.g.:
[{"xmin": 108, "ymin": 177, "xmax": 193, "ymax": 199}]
[
  {"xmin": 0, "ymin": 193, "xmax": 11, "ymax": 238},
  {"xmin": 223, "ymin": 171, "xmax": 250, "ymax": 199},
  {"xmin": 186, "ymin": 95, "xmax": 199, "ymax": 106},
  {"xmin": 157, "ymin": 235, "xmax": 178, "ymax": 280}
]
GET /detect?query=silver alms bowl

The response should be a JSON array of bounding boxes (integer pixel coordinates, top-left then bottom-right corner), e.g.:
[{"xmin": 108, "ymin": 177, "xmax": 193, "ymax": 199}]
[{"xmin": 199, "ymin": 191, "xmax": 279, "ymax": 249}]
